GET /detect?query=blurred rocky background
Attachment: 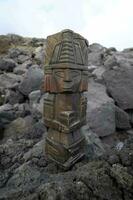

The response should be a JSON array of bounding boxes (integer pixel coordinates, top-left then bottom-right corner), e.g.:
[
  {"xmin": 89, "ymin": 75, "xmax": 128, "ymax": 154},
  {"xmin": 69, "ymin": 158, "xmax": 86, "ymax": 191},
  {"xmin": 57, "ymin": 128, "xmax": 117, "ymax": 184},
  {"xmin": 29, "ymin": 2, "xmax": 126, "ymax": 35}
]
[{"xmin": 0, "ymin": 34, "xmax": 133, "ymax": 200}]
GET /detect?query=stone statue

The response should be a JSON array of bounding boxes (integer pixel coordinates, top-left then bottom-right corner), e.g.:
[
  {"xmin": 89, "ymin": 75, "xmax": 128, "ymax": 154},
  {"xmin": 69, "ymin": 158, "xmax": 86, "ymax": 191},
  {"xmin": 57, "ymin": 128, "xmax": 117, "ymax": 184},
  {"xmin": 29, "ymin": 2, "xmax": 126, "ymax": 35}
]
[{"xmin": 43, "ymin": 29, "xmax": 89, "ymax": 169}]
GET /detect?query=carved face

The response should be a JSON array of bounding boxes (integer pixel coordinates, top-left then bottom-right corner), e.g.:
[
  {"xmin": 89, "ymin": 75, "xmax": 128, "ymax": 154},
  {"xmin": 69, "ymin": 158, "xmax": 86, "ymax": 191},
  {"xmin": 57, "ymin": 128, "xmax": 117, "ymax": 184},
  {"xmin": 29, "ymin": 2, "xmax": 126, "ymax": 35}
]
[{"xmin": 53, "ymin": 68, "xmax": 81, "ymax": 92}]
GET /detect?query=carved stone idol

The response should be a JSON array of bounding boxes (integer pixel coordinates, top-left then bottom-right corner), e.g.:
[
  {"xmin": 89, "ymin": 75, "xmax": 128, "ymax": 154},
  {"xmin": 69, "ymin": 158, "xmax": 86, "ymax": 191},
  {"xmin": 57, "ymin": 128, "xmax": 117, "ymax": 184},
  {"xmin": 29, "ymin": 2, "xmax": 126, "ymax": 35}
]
[{"xmin": 44, "ymin": 29, "xmax": 89, "ymax": 169}]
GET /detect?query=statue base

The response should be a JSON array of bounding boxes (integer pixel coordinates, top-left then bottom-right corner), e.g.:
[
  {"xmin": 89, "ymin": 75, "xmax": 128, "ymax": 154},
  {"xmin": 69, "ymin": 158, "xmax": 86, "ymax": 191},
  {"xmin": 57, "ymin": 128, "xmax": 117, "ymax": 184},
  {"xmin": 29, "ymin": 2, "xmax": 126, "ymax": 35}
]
[{"xmin": 45, "ymin": 128, "xmax": 85, "ymax": 169}]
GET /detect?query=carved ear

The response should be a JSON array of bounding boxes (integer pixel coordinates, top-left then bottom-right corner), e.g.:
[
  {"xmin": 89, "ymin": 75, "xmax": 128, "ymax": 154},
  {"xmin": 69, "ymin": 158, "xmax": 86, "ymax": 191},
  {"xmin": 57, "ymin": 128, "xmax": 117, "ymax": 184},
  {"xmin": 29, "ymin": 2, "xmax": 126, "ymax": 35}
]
[
  {"xmin": 79, "ymin": 71, "xmax": 88, "ymax": 92},
  {"xmin": 44, "ymin": 74, "xmax": 51, "ymax": 92},
  {"xmin": 50, "ymin": 76, "xmax": 57, "ymax": 92},
  {"xmin": 44, "ymin": 73, "xmax": 57, "ymax": 92}
]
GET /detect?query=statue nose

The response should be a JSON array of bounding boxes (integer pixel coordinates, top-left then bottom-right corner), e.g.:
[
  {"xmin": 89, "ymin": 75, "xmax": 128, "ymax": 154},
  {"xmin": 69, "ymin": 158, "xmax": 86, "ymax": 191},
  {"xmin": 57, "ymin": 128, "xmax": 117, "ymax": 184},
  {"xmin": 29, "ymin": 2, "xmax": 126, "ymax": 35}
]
[{"xmin": 64, "ymin": 70, "xmax": 71, "ymax": 82}]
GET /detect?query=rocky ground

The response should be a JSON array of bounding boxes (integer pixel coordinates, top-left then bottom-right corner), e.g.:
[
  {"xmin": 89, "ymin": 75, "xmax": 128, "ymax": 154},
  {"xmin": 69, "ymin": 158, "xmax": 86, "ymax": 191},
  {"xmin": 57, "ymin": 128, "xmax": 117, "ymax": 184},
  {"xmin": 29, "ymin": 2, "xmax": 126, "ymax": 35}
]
[{"xmin": 0, "ymin": 34, "xmax": 133, "ymax": 200}]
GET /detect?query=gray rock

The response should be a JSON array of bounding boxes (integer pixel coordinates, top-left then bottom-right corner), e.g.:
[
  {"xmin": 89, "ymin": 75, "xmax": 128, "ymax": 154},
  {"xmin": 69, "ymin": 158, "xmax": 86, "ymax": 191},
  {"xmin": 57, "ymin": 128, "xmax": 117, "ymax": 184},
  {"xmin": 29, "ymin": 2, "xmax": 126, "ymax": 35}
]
[
  {"xmin": 0, "ymin": 89, "xmax": 5, "ymax": 106},
  {"xmin": 28, "ymin": 37, "xmax": 45, "ymax": 47},
  {"xmin": 126, "ymin": 129, "xmax": 133, "ymax": 135},
  {"xmin": 13, "ymin": 60, "xmax": 32, "ymax": 75},
  {"xmin": 110, "ymin": 164, "xmax": 133, "ymax": 190},
  {"xmin": 89, "ymin": 43, "xmax": 105, "ymax": 52},
  {"xmin": 122, "ymin": 47, "xmax": 133, "ymax": 53},
  {"xmin": 5, "ymin": 89, "xmax": 24, "ymax": 105},
  {"xmin": 88, "ymin": 52, "xmax": 104, "ymax": 66},
  {"xmin": 29, "ymin": 90, "xmax": 41, "ymax": 105},
  {"xmin": 17, "ymin": 54, "xmax": 30, "ymax": 64},
  {"xmin": 8, "ymin": 48, "xmax": 29, "ymax": 61},
  {"xmin": 86, "ymin": 81, "xmax": 115, "ymax": 137},
  {"xmin": 6, "ymin": 163, "xmax": 41, "ymax": 189},
  {"xmin": 116, "ymin": 142, "xmax": 124, "ymax": 151},
  {"xmin": 92, "ymin": 66, "xmax": 106, "ymax": 82},
  {"xmin": 0, "ymin": 73, "xmax": 22, "ymax": 89},
  {"xmin": 0, "ymin": 104, "xmax": 15, "ymax": 128},
  {"xmin": 103, "ymin": 50, "xmax": 133, "ymax": 71},
  {"xmin": 14, "ymin": 65, "xmax": 27, "ymax": 75},
  {"xmin": 13, "ymin": 103, "xmax": 31, "ymax": 118},
  {"xmin": 4, "ymin": 116, "xmax": 34, "ymax": 140},
  {"xmin": 126, "ymin": 110, "xmax": 133, "ymax": 125},
  {"xmin": 8, "ymin": 48, "xmax": 23, "ymax": 59},
  {"xmin": 76, "ymin": 161, "xmax": 122, "ymax": 200},
  {"xmin": 115, "ymin": 106, "xmax": 131, "ymax": 129},
  {"xmin": 104, "ymin": 55, "xmax": 118, "ymax": 68},
  {"xmin": 29, "ymin": 92, "xmax": 44, "ymax": 120},
  {"xmin": 0, "ymin": 58, "xmax": 17, "ymax": 72},
  {"xmin": 87, "ymin": 43, "xmax": 106, "ymax": 66},
  {"xmin": 88, "ymin": 65, "xmax": 98, "ymax": 73},
  {"xmin": 26, "ymin": 120, "xmax": 46, "ymax": 139},
  {"xmin": 34, "ymin": 46, "xmax": 45, "ymax": 64},
  {"xmin": 81, "ymin": 125, "xmax": 105, "ymax": 158},
  {"xmin": 18, "ymin": 65, "xmax": 44, "ymax": 96},
  {"xmin": 103, "ymin": 66, "xmax": 133, "ymax": 110},
  {"xmin": 23, "ymin": 140, "xmax": 44, "ymax": 162}
]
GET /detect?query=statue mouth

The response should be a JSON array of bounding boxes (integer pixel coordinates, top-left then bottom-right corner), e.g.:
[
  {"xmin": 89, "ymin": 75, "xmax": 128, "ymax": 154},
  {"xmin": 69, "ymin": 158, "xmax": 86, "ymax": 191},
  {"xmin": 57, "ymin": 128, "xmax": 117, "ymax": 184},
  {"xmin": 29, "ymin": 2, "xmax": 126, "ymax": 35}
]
[
  {"xmin": 63, "ymin": 83, "xmax": 73, "ymax": 89},
  {"xmin": 63, "ymin": 87, "xmax": 73, "ymax": 91}
]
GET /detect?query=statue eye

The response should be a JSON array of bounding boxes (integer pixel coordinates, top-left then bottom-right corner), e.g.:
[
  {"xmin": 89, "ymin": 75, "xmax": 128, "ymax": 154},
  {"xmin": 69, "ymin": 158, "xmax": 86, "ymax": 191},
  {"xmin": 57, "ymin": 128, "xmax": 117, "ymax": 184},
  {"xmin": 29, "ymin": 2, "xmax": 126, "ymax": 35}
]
[
  {"xmin": 82, "ymin": 71, "xmax": 89, "ymax": 77},
  {"xmin": 55, "ymin": 71, "xmax": 64, "ymax": 78},
  {"xmin": 72, "ymin": 71, "xmax": 80, "ymax": 78}
]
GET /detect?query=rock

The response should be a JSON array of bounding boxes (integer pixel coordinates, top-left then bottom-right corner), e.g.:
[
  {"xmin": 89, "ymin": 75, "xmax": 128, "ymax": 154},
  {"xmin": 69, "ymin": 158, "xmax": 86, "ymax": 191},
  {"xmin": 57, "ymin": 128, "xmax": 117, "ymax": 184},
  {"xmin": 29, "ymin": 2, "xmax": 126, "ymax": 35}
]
[
  {"xmin": 18, "ymin": 65, "xmax": 44, "ymax": 96},
  {"xmin": 104, "ymin": 52, "xmax": 133, "ymax": 69},
  {"xmin": 107, "ymin": 47, "xmax": 117, "ymax": 52},
  {"xmin": 38, "ymin": 181, "xmax": 84, "ymax": 200},
  {"xmin": 126, "ymin": 129, "xmax": 133, "ymax": 135},
  {"xmin": 17, "ymin": 54, "xmax": 30, "ymax": 64},
  {"xmin": 6, "ymin": 162, "xmax": 41, "ymax": 189},
  {"xmin": 81, "ymin": 125, "xmax": 105, "ymax": 158},
  {"xmin": 14, "ymin": 65, "xmax": 27, "ymax": 75},
  {"xmin": 13, "ymin": 60, "xmax": 32, "ymax": 75},
  {"xmin": 92, "ymin": 66, "xmax": 106, "ymax": 82},
  {"xmin": 87, "ymin": 65, "xmax": 98, "ymax": 73},
  {"xmin": 122, "ymin": 47, "xmax": 133, "ymax": 53},
  {"xmin": 104, "ymin": 55, "xmax": 118, "ymax": 69},
  {"xmin": 28, "ymin": 37, "xmax": 45, "ymax": 47},
  {"xmin": 0, "ymin": 104, "xmax": 15, "ymax": 127},
  {"xmin": 0, "ymin": 58, "xmax": 17, "ymax": 72},
  {"xmin": 8, "ymin": 47, "xmax": 31, "ymax": 65},
  {"xmin": 8, "ymin": 48, "xmax": 23, "ymax": 59},
  {"xmin": 0, "ymin": 104, "xmax": 15, "ymax": 139},
  {"xmin": 5, "ymin": 89, "xmax": 25, "ymax": 105},
  {"xmin": 29, "ymin": 91, "xmax": 44, "ymax": 120},
  {"xmin": 119, "ymin": 137, "xmax": 133, "ymax": 167},
  {"xmin": 3, "ymin": 116, "xmax": 34, "ymax": 140},
  {"xmin": 115, "ymin": 106, "xmax": 131, "ymax": 129},
  {"xmin": 13, "ymin": 103, "xmax": 31, "ymax": 118},
  {"xmin": 116, "ymin": 142, "xmax": 124, "ymax": 151},
  {"xmin": 103, "ymin": 66, "xmax": 133, "ymax": 110},
  {"xmin": 110, "ymin": 164, "xmax": 133, "ymax": 190},
  {"xmin": 88, "ymin": 52, "xmax": 104, "ymax": 66},
  {"xmin": 126, "ymin": 110, "xmax": 133, "ymax": 125},
  {"xmin": 86, "ymin": 81, "xmax": 115, "ymax": 137},
  {"xmin": 0, "ymin": 73, "xmax": 22, "ymax": 89},
  {"xmin": 0, "ymin": 138, "xmax": 34, "ymax": 166},
  {"xmin": 7, "ymin": 34, "xmax": 24, "ymax": 45},
  {"xmin": 89, "ymin": 43, "xmax": 105, "ymax": 52},
  {"xmin": 29, "ymin": 90, "xmax": 41, "ymax": 105},
  {"xmin": 23, "ymin": 140, "xmax": 44, "ymax": 162},
  {"xmin": 76, "ymin": 161, "xmax": 122, "ymax": 200},
  {"xmin": 34, "ymin": 46, "xmax": 45, "ymax": 65},
  {"xmin": 0, "ymin": 35, "xmax": 11, "ymax": 55},
  {"xmin": 87, "ymin": 43, "xmax": 106, "ymax": 66},
  {"xmin": 25, "ymin": 120, "xmax": 46, "ymax": 139},
  {"xmin": 0, "ymin": 89, "xmax": 5, "ymax": 106}
]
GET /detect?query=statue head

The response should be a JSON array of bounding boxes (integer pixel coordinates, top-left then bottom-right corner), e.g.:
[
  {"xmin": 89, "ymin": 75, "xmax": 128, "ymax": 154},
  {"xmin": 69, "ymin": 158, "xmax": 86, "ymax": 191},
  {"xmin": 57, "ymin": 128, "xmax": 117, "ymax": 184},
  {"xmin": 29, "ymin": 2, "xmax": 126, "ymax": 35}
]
[{"xmin": 44, "ymin": 29, "xmax": 89, "ymax": 93}]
